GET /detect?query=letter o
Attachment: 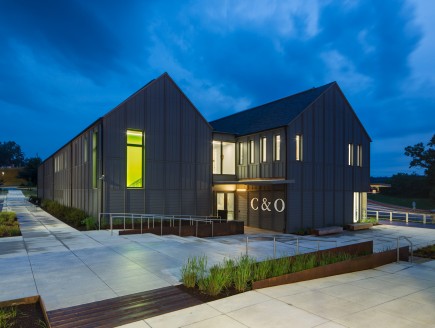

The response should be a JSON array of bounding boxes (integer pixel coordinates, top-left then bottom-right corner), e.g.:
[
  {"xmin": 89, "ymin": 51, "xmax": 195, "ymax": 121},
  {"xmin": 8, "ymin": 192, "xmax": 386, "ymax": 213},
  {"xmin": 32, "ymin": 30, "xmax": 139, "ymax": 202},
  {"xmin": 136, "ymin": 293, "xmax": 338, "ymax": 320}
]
[
  {"xmin": 274, "ymin": 198, "xmax": 285, "ymax": 212},
  {"xmin": 250, "ymin": 198, "xmax": 259, "ymax": 210}
]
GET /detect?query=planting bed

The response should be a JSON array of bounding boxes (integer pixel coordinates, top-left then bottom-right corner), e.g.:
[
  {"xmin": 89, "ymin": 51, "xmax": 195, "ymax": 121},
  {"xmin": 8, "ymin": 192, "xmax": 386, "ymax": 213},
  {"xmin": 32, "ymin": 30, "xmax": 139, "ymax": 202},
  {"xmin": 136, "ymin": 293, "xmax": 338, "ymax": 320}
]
[
  {"xmin": 414, "ymin": 244, "xmax": 435, "ymax": 259},
  {"xmin": 180, "ymin": 241, "xmax": 410, "ymax": 298},
  {"xmin": 0, "ymin": 296, "xmax": 49, "ymax": 328}
]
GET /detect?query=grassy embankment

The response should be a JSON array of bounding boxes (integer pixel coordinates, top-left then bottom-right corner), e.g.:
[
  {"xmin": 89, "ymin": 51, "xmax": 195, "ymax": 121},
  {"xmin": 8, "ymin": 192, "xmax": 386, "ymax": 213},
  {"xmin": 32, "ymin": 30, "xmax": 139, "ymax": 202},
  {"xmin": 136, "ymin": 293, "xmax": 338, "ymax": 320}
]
[{"xmin": 368, "ymin": 193, "xmax": 435, "ymax": 210}]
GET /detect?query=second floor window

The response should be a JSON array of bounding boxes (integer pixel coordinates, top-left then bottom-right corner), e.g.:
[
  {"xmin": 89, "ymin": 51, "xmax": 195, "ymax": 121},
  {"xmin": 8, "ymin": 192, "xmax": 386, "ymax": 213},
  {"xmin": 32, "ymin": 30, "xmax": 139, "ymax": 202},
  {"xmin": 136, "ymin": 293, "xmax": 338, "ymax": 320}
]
[
  {"xmin": 261, "ymin": 137, "xmax": 267, "ymax": 162},
  {"xmin": 274, "ymin": 135, "xmax": 281, "ymax": 161},
  {"xmin": 296, "ymin": 134, "xmax": 303, "ymax": 161},
  {"xmin": 213, "ymin": 141, "xmax": 235, "ymax": 174},
  {"xmin": 239, "ymin": 142, "xmax": 244, "ymax": 165},
  {"xmin": 250, "ymin": 140, "xmax": 255, "ymax": 164},
  {"xmin": 357, "ymin": 145, "xmax": 362, "ymax": 167},
  {"xmin": 348, "ymin": 143, "xmax": 354, "ymax": 166}
]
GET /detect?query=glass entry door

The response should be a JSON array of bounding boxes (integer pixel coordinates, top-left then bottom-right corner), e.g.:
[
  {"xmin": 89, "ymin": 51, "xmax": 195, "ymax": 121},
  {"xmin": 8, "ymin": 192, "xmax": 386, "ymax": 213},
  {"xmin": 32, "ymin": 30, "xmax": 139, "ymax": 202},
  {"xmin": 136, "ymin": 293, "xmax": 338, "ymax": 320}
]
[
  {"xmin": 353, "ymin": 192, "xmax": 360, "ymax": 223},
  {"xmin": 216, "ymin": 192, "xmax": 235, "ymax": 221}
]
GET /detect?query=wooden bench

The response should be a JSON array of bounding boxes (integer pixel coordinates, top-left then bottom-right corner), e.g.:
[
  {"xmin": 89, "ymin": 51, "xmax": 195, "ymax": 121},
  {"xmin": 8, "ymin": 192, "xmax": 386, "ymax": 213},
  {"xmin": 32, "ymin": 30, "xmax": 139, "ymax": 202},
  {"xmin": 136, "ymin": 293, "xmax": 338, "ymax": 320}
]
[
  {"xmin": 313, "ymin": 226, "xmax": 343, "ymax": 236},
  {"xmin": 346, "ymin": 223, "xmax": 373, "ymax": 231}
]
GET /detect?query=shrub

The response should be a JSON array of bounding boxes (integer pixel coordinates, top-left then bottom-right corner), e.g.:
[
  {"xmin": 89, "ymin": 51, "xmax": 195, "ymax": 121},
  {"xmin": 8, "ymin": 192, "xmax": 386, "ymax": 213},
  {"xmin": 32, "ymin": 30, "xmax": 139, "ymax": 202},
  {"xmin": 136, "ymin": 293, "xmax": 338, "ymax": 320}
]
[
  {"xmin": 196, "ymin": 256, "xmax": 208, "ymax": 292},
  {"xmin": 0, "ymin": 212, "xmax": 20, "ymax": 237},
  {"xmin": 41, "ymin": 199, "xmax": 87, "ymax": 229},
  {"xmin": 82, "ymin": 217, "xmax": 97, "ymax": 230}
]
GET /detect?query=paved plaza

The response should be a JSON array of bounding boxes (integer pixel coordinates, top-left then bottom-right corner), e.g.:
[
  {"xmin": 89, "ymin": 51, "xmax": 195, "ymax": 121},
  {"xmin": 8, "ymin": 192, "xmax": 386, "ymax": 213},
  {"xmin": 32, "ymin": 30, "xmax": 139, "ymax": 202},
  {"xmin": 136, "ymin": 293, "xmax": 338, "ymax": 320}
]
[{"xmin": 1, "ymin": 190, "xmax": 435, "ymax": 327}]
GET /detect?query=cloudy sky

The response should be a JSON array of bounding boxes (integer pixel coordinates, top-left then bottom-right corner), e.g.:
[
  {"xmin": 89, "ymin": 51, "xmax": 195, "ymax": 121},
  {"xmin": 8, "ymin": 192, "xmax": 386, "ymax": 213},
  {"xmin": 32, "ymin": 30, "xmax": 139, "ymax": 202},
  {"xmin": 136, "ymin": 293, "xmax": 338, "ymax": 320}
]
[{"xmin": 0, "ymin": 0, "xmax": 434, "ymax": 176}]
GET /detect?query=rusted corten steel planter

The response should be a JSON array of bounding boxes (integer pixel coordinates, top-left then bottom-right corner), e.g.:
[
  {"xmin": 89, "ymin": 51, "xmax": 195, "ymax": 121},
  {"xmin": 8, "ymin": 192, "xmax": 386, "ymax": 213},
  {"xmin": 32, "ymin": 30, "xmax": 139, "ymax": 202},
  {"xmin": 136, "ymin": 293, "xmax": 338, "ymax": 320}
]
[
  {"xmin": 118, "ymin": 220, "xmax": 244, "ymax": 237},
  {"xmin": 252, "ymin": 243, "xmax": 409, "ymax": 290}
]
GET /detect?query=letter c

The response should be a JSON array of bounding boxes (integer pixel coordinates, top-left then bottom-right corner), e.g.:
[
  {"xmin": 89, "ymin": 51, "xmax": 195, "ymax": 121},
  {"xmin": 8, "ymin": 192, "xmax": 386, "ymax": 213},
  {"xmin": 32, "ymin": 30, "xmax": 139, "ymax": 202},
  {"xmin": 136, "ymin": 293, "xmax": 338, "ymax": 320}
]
[{"xmin": 250, "ymin": 198, "xmax": 259, "ymax": 210}]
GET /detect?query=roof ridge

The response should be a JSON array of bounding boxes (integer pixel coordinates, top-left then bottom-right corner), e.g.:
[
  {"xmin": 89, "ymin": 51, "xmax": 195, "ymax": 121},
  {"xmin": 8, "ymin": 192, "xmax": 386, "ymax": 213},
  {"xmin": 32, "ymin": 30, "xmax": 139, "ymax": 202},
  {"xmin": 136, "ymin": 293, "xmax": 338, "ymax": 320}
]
[{"xmin": 210, "ymin": 81, "xmax": 335, "ymax": 123}]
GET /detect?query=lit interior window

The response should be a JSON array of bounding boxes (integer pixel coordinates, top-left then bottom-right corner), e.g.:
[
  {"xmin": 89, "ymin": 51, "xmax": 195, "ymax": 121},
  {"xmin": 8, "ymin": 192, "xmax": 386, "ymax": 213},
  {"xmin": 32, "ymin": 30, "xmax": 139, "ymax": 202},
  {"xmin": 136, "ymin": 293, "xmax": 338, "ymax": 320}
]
[
  {"xmin": 261, "ymin": 137, "xmax": 267, "ymax": 162},
  {"xmin": 250, "ymin": 140, "xmax": 255, "ymax": 163},
  {"xmin": 357, "ymin": 145, "xmax": 362, "ymax": 167},
  {"xmin": 92, "ymin": 132, "xmax": 98, "ymax": 188},
  {"xmin": 275, "ymin": 135, "xmax": 281, "ymax": 161},
  {"xmin": 348, "ymin": 143, "xmax": 354, "ymax": 166},
  {"xmin": 126, "ymin": 130, "xmax": 144, "ymax": 188},
  {"xmin": 296, "ymin": 134, "xmax": 303, "ymax": 161},
  {"xmin": 239, "ymin": 142, "xmax": 244, "ymax": 165}
]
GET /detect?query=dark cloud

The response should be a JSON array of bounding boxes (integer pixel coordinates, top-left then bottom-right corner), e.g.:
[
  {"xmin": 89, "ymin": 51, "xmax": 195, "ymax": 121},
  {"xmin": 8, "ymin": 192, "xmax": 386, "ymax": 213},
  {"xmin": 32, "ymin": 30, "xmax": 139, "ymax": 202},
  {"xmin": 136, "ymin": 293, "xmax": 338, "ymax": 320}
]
[{"xmin": 0, "ymin": 0, "xmax": 432, "ymax": 176}]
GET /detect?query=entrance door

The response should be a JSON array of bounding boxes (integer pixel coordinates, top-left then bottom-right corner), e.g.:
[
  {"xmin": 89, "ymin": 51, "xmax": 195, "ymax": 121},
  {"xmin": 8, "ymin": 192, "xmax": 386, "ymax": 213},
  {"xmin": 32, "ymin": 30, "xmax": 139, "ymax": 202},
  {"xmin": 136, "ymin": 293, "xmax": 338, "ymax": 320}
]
[
  {"xmin": 216, "ymin": 192, "xmax": 235, "ymax": 221},
  {"xmin": 353, "ymin": 192, "xmax": 360, "ymax": 223}
]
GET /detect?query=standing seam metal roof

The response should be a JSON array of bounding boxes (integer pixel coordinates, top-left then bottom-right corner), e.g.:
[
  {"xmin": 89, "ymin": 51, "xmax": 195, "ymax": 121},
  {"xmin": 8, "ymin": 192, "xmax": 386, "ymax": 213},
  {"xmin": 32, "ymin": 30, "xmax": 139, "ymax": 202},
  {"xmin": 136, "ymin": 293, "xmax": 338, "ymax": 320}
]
[{"xmin": 209, "ymin": 82, "xmax": 335, "ymax": 135}]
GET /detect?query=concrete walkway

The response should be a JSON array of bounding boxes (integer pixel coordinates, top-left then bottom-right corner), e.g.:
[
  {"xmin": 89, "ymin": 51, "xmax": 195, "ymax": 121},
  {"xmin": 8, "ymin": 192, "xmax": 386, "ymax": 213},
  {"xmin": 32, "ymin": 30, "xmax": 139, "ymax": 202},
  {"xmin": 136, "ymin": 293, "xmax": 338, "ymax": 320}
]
[{"xmin": 1, "ymin": 190, "xmax": 435, "ymax": 327}]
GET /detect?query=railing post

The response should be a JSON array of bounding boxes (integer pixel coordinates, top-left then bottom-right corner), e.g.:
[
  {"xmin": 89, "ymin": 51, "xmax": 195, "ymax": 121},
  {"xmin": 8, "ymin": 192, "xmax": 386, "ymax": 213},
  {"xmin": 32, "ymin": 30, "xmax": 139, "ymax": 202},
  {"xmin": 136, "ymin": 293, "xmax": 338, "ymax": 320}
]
[
  {"xmin": 273, "ymin": 237, "xmax": 276, "ymax": 259},
  {"xmin": 212, "ymin": 221, "xmax": 214, "ymax": 237},
  {"xmin": 131, "ymin": 214, "xmax": 134, "ymax": 229},
  {"xmin": 110, "ymin": 214, "xmax": 113, "ymax": 236},
  {"xmin": 406, "ymin": 213, "xmax": 409, "ymax": 224},
  {"xmin": 141, "ymin": 217, "xmax": 143, "ymax": 234},
  {"xmin": 390, "ymin": 212, "xmax": 392, "ymax": 222},
  {"xmin": 161, "ymin": 217, "xmax": 163, "ymax": 236},
  {"xmin": 179, "ymin": 219, "xmax": 181, "ymax": 236},
  {"xmin": 423, "ymin": 214, "xmax": 426, "ymax": 224},
  {"xmin": 196, "ymin": 220, "xmax": 198, "ymax": 237},
  {"xmin": 376, "ymin": 211, "xmax": 379, "ymax": 222},
  {"xmin": 123, "ymin": 216, "xmax": 126, "ymax": 231}
]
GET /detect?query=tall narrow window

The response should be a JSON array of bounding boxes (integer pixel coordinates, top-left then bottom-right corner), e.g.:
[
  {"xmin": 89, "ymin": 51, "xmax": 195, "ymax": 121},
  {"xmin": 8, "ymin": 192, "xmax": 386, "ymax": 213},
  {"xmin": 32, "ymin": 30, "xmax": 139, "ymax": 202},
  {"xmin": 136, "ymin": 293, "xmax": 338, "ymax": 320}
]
[
  {"xmin": 348, "ymin": 143, "xmax": 354, "ymax": 166},
  {"xmin": 84, "ymin": 136, "xmax": 88, "ymax": 163},
  {"xmin": 250, "ymin": 140, "xmax": 255, "ymax": 164},
  {"xmin": 212, "ymin": 141, "xmax": 221, "ymax": 174},
  {"xmin": 274, "ymin": 135, "xmax": 281, "ymax": 161},
  {"xmin": 212, "ymin": 141, "xmax": 235, "ymax": 174},
  {"xmin": 92, "ymin": 131, "xmax": 98, "ymax": 188},
  {"xmin": 296, "ymin": 134, "xmax": 303, "ymax": 161},
  {"xmin": 239, "ymin": 142, "xmax": 244, "ymax": 165},
  {"xmin": 261, "ymin": 137, "xmax": 267, "ymax": 162},
  {"xmin": 126, "ymin": 130, "xmax": 144, "ymax": 188},
  {"xmin": 357, "ymin": 145, "xmax": 362, "ymax": 167}
]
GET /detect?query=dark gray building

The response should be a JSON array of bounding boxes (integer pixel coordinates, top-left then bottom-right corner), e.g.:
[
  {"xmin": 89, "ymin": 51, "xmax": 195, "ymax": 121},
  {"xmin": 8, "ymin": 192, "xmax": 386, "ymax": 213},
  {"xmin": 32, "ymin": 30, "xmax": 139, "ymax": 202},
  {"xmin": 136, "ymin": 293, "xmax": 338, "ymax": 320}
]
[{"xmin": 38, "ymin": 73, "xmax": 371, "ymax": 233}]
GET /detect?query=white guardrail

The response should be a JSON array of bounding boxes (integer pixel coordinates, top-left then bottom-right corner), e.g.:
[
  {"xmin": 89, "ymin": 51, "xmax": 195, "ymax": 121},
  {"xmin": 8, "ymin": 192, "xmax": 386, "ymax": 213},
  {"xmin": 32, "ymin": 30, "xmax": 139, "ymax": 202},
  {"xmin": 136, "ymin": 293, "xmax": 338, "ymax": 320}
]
[{"xmin": 367, "ymin": 209, "xmax": 433, "ymax": 224}]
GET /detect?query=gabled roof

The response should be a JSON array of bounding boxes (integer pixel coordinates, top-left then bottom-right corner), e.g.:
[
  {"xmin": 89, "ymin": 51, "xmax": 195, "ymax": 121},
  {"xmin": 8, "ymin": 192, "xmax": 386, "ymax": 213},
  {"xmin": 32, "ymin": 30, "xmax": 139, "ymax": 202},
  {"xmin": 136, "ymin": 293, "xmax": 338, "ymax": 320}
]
[{"xmin": 210, "ymin": 82, "xmax": 335, "ymax": 135}]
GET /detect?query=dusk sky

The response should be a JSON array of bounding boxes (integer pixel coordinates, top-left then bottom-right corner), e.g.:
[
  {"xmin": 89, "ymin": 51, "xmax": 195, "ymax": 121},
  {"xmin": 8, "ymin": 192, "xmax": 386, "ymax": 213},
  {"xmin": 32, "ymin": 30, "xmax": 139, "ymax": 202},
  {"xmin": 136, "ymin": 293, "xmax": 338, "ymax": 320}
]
[{"xmin": 0, "ymin": 0, "xmax": 434, "ymax": 177}]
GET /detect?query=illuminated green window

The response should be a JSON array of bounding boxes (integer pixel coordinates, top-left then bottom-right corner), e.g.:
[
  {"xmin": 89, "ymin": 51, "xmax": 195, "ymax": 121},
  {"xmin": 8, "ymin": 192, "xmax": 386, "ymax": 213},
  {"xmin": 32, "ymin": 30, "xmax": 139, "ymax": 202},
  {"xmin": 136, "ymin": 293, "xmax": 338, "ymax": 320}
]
[
  {"xmin": 126, "ymin": 130, "xmax": 144, "ymax": 188},
  {"xmin": 92, "ymin": 132, "xmax": 98, "ymax": 188}
]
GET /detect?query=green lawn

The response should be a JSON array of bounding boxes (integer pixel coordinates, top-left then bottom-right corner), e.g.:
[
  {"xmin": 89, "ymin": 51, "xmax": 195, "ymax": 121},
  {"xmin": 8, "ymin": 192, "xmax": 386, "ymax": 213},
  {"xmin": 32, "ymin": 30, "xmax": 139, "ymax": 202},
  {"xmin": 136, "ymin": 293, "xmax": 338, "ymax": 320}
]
[{"xmin": 368, "ymin": 193, "xmax": 435, "ymax": 210}]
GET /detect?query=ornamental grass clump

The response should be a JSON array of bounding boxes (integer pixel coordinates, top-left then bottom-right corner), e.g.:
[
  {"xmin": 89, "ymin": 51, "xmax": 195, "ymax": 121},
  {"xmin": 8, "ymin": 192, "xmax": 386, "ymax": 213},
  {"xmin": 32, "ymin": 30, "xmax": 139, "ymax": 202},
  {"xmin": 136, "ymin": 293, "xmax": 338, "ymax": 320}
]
[
  {"xmin": 180, "ymin": 257, "xmax": 199, "ymax": 288},
  {"xmin": 233, "ymin": 255, "xmax": 255, "ymax": 292},
  {"xmin": 0, "ymin": 212, "xmax": 20, "ymax": 237},
  {"xmin": 204, "ymin": 264, "xmax": 228, "ymax": 296},
  {"xmin": 253, "ymin": 258, "xmax": 272, "ymax": 281},
  {"xmin": 270, "ymin": 256, "xmax": 291, "ymax": 277},
  {"xmin": 196, "ymin": 256, "xmax": 209, "ymax": 292}
]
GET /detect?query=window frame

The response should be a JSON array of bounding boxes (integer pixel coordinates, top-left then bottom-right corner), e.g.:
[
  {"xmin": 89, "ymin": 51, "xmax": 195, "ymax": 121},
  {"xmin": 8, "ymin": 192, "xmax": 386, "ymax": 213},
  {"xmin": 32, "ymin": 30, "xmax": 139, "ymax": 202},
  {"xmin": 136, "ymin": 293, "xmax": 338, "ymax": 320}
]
[{"xmin": 126, "ymin": 129, "xmax": 144, "ymax": 188}]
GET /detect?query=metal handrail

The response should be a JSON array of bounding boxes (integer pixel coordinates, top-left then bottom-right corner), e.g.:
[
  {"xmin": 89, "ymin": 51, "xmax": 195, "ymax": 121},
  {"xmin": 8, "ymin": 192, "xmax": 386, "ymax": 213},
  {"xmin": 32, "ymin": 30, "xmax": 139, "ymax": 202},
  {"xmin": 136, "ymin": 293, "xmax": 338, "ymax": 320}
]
[
  {"xmin": 245, "ymin": 235, "xmax": 339, "ymax": 258},
  {"xmin": 98, "ymin": 212, "xmax": 224, "ymax": 236},
  {"xmin": 397, "ymin": 236, "xmax": 413, "ymax": 263}
]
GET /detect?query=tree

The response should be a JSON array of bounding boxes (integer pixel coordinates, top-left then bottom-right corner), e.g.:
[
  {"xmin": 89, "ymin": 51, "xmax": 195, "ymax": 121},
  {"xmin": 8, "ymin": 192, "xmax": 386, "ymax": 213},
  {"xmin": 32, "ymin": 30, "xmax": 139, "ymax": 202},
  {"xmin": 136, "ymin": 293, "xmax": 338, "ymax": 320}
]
[
  {"xmin": 0, "ymin": 141, "xmax": 25, "ymax": 167},
  {"xmin": 18, "ymin": 156, "xmax": 42, "ymax": 186},
  {"xmin": 405, "ymin": 134, "xmax": 435, "ymax": 199}
]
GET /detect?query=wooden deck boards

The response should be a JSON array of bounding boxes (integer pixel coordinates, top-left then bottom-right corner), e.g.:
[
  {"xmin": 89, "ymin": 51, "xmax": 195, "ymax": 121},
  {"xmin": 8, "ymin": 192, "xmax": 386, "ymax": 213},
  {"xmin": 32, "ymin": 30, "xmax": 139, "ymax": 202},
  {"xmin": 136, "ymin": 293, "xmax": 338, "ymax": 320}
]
[{"xmin": 47, "ymin": 286, "xmax": 202, "ymax": 328}]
